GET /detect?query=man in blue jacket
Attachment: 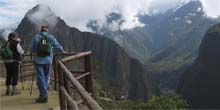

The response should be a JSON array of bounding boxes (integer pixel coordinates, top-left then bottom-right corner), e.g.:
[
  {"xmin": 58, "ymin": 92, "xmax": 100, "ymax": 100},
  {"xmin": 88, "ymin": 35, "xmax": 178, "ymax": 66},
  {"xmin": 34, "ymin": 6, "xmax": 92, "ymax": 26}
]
[{"xmin": 31, "ymin": 25, "xmax": 66, "ymax": 103}]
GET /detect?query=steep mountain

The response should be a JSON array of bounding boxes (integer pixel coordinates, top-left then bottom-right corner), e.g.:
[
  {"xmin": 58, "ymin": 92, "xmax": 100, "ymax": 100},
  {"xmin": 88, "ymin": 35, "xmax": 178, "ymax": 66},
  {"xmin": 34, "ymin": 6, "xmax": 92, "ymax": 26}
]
[
  {"xmin": 146, "ymin": 1, "xmax": 216, "ymax": 64},
  {"xmin": 87, "ymin": 12, "xmax": 153, "ymax": 63},
  {"xmin": 15, "ymin": 4, "xmax": 156, "ymax": 100},
  {"xmin": 142, "ymin": 1, "xmax": 219, "ymax": 91},
  {"xmin": 177, "ymin": 23, "xmax": 220, "ymax": 109},
  {"xmin": 88, "ymin": 1, "xmax": 219, "ymax": 91}
]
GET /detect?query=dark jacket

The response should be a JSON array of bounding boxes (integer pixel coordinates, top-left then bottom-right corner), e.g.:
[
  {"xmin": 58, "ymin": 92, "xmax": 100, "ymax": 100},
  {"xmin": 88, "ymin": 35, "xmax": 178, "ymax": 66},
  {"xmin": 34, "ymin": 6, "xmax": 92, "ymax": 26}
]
[{"xmin": 9, "ymin": 40, "xmax": 22, "ymax": 61}]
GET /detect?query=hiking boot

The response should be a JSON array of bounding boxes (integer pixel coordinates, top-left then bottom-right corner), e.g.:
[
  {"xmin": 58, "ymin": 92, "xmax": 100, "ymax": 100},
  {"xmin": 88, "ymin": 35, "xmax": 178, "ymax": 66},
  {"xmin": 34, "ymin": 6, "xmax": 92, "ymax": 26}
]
[
  {"xmin": 11, "ymin": 86, "xmax": 20, "ymax": 96},
  {"xmin": 36, "ymin": 97, "xmax": 48, "ymax": 103},
  {"xmin": 6, "ymin": 86, "xmax": 10, "ymax": 96}
]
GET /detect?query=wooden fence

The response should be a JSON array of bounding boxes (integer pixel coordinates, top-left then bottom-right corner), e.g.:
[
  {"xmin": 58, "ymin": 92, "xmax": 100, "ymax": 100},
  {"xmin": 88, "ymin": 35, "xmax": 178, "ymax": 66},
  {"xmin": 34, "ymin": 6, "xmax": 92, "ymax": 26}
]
[
  {"xmin": 0, "ymin": 51, "xmax": 102, "ymax": 110},
  {"xmin": 56, "ymin": 51, "xmax": 103, "ymax": 110}
]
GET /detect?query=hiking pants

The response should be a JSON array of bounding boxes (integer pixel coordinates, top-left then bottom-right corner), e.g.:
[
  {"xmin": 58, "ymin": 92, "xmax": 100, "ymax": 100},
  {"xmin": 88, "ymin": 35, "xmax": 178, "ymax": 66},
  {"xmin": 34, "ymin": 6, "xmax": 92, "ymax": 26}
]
[
  {"xmin": 4, "ymin": 62, "xmax": 19, "ymax": 86},
  {"xmin": 35, "ymin": 64, "xmax": 51, "ymax": 98}
]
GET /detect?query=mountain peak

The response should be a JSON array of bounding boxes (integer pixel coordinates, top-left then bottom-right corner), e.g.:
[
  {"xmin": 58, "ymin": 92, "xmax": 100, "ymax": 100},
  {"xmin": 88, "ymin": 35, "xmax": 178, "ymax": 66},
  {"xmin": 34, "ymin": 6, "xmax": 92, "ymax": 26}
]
[
  {"xmin": 173, "ymin": 0, "xmax": 203, "ymax": 16},
  {"xmin": 25, "ymin": 4, "xmax": 58, "ymax": 27},
  {"xmin": 26, "ymin": 4, "xmax": 52, "ymax": 17}
]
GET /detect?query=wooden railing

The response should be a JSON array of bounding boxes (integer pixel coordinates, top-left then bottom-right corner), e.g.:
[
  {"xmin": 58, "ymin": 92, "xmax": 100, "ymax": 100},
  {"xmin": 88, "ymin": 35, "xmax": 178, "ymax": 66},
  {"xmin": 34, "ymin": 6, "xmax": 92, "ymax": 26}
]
[
  {"xmin": 56, "ymin": 51, "xmax": 103, "ymax": 110},
  {"xmin": 1, "ymin": 51, "xmax": 103, "ymax": 110}
]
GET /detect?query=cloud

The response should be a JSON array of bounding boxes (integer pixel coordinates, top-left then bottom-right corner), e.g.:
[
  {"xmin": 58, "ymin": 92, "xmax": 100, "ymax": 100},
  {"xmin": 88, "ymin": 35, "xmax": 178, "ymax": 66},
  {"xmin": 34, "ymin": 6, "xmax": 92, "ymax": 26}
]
[
  {"xmin": 26, "ymin": 4, "xmax": 58, "ymax": 28},
  {"xmin": 0, "ymin": 29, "xmax": 14, "ymax": 41},
  {"xmin": 0, "ymin": 0, "xmax": 220, "ymax": 31},
  {"xmin": 36, "ymin": 0, "xmax": 190, "ymax": 31},
  {"xmin": 0, "ymin": 0, "xmax": 37, "ymax": 30},
  {"xmin": 200, "ymin": 0, "xmax": 220, "ymax": 18}
]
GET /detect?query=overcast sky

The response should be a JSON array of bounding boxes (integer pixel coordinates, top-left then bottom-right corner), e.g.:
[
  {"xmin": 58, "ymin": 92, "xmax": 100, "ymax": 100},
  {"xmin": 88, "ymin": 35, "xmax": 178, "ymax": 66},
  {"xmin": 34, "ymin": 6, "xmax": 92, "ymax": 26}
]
[{"xmin": 0, "ymin": 0, "xmax": 220, "ymax": 31}]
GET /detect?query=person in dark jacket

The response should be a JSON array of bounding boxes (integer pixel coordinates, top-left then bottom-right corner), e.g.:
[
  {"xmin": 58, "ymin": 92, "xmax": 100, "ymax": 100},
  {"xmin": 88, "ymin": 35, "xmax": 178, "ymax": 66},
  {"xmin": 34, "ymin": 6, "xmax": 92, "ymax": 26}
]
[{"xmin": 4, "ymin": 32, "xmax": 24, "ymax": 96}]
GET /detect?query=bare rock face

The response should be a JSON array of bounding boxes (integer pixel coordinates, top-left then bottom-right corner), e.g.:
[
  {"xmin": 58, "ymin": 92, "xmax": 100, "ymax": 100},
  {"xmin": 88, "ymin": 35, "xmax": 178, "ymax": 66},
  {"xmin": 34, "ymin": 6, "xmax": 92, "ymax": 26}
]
[
  {"xmin": 177, "ymin": 23, "xmax": 220, "ymax": 109},
  {"xmin": 15, "ymin": 4, "xmax": 156, "ymax": 101}
]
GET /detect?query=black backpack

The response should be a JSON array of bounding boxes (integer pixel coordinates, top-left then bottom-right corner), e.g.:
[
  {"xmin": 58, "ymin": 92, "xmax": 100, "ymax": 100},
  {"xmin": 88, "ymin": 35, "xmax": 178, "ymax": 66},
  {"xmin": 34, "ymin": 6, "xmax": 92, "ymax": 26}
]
[
  {"xmin": 37, "ymin": 35, "xmax": 52, "ymax": 57},
  {"xmin": 1, "ymin": 41, "xmax": 13, "ymax": 59}
]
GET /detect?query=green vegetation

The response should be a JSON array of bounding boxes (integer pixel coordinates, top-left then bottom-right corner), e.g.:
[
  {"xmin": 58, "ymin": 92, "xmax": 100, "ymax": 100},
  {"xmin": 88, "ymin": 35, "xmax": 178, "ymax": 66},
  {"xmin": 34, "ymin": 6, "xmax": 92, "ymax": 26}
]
[
  {"xmin": 146, "ymin": 95, "xmax": 188, "ymax": 109},
  {"xmin": 97, "ymin": 98, "xmax": 148, "ymax": 109},
  {"xmin": 96, "ymin": 93, "xmax": 188, "ymax": 109}
]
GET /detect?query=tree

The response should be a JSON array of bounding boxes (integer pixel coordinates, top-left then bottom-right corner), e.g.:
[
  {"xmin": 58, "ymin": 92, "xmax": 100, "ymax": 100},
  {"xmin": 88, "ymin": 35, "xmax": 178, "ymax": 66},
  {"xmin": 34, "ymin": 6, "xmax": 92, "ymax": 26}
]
[{"xmin": 146, "ymin": 94, "xmax": 188, "ymax": 109}]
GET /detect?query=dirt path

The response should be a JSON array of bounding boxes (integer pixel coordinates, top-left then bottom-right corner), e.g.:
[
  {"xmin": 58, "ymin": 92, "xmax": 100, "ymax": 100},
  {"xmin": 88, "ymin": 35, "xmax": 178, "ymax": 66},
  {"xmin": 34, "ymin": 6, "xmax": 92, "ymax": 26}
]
[{"xmin": 0, "ymin": 78, "xmax": 60, "ymax": 110}]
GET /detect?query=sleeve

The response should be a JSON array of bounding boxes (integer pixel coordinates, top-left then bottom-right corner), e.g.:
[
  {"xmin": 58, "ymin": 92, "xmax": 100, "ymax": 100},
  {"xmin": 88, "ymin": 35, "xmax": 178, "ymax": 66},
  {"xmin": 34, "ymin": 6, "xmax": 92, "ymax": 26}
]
[
  {"xmin": 51, "ymin": 35, "xmax": 65, "ymax": 53},
  {"xmin": 17, "ymin": 43, "xmax": 24, "ymax": 55}
]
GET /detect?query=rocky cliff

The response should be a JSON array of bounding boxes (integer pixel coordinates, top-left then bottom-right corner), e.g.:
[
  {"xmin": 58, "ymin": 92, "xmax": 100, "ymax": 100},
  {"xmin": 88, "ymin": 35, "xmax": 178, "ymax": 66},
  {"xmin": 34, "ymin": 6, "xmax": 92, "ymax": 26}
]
[{"xmin": 177, "ymin": 23, "xmax": 220, "ymax": 109}]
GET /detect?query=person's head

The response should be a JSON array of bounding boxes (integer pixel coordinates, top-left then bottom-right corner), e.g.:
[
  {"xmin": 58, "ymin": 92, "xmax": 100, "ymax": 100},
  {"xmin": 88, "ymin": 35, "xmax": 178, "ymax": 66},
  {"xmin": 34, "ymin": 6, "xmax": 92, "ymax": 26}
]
[
  {"xmin": 41, "ymin": 25, "xmax": 49, "ymax": 32},
  {"xmin": 8, "ymin": 32, "xmax": 19, "ymax": 41}
]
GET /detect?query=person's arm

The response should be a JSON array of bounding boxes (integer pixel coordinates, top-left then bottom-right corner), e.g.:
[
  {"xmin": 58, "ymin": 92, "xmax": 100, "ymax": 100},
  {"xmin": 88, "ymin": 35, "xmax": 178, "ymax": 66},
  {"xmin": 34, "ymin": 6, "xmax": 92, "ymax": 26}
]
[
  {"xmin": 17, "ymin": 43, "xmax": 24, "ymax": 55},
  {"xmin": 51, "ymin": 35, "xmax": 66, "ymax": 53}
]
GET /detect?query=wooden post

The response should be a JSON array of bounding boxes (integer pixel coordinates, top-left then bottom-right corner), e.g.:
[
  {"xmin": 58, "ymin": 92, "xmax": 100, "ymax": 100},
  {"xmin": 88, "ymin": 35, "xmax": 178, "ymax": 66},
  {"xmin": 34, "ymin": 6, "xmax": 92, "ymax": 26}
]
[
  {"xmin": 58, "ymin": 65, "xmax": 66, "ymax": 110},
  {"xmin": 53, "ymin": 56, "xmax": 58, "ymax": 91},
  {"xmin": 60, "ymin": 86, "xmax": 79, "ymax": 110},
  {"xmin": 63, "ymin": 63, "xmax": 73, "ymax": 110},
  {"xmin": 19, "ymin": 64, "xmax": 24, "ymax": 90},
  {"xmin": 59, "ymin": 61, "xmax": 103, "ymax": 110},
  {"xmin": 84, "ymin": 55, "xmax": 93, "ymax": 97}
]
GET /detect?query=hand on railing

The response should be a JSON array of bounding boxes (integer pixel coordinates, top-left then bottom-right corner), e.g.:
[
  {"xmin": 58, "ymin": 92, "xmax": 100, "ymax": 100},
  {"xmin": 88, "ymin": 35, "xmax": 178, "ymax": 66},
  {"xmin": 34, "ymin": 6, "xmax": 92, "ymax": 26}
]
[{"xmin": 62, "ymin": 50, "xmax": 67, "ymax": 54}]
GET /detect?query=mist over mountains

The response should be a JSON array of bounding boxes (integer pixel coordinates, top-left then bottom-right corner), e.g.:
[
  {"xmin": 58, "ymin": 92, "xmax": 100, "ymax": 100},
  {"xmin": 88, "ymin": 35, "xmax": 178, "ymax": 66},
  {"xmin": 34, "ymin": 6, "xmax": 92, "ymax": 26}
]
[
  {"xmin": 87, "ymin": 1, "xmax": 219, "ymax": 91},
  {"xmin": 0, "ymin": 0, "xmax": 220, "ymax": 105},
  {"xmin": 14, "ymin": 4, "xmax": 156, "ymax": 101}
]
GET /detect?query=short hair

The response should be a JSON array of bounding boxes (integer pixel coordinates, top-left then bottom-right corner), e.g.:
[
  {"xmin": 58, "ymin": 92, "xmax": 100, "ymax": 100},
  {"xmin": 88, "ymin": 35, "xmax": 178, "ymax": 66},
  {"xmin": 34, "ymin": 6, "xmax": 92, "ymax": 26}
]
[
  {"xmin": 41, "ymin": 25, "xmax": 49, "ymax": 32},
  {"xmin": 8, "ymin": 32, "xmax": 18, "ymax": 41}
]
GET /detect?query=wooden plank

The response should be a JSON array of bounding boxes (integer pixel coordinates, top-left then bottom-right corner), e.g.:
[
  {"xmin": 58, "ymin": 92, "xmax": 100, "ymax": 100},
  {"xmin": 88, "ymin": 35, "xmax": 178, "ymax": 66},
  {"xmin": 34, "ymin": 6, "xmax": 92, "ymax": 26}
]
[
  {"xmin": 61, "ymin": 51, "xmax": 92, "ymax": 63},
  {"xmin": 54, "ymin": 53, "xmax": 78, "ymax": 56},
  {"xmin": 63, "ymin": 69, "xmax": 73, "ymax": 110},
  {"xmin": 53, "ymin": 57, "xmax": 58, "ymax": 91},
  {"xmin": 60, "ymin": 86, "xmax": 79, "ymax": 110},
  {"xmin": 76, "ymin": 72, "xmax": 90, "ymax": 80},
  {"xmin": 22, "ymin": 61, "xmax": 33, "ymax": 63},
  {"xmin": 70, "ymin": 70, "xmax": 85, "ymax": 74},
  {"xmin": 20, "ymin": 64, "xmax": 34, "ymax": 67},
  {"xmin": 58, "ymin": 61, "xmax": 103, "ymax": 110},
  {"xmin": 84, "ymin": 55, "xmax": 93, "ymax": 96},
  {"xmin": 58, "ymin": 66, "xmax": 66, "ymax": 110}
]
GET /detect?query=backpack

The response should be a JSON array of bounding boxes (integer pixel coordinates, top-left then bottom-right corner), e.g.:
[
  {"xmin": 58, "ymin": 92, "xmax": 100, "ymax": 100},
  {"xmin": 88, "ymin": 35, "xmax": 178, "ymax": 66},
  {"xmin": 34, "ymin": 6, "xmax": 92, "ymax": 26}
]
[
  {"xmin": 0, "ymin": 41, "xmax": 13, "ymax": 59},
  {"xmin": 37, "ymin": 35, "xmax": 52, "ymax": 57}
]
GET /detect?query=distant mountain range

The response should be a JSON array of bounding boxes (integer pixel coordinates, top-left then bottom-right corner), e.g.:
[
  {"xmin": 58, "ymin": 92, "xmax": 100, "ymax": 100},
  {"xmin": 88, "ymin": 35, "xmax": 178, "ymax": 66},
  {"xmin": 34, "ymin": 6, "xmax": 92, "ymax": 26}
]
[
  {"xmin": 1, "ymin": 0, "xmax": 220, "ymax": 103},
  {"xmin": 87, "ymin": 1, "xmax": 220, "ymax": 91},
  {"xmin": 14, "ymin": 4, "xmax": 156, "ymax": 101}
]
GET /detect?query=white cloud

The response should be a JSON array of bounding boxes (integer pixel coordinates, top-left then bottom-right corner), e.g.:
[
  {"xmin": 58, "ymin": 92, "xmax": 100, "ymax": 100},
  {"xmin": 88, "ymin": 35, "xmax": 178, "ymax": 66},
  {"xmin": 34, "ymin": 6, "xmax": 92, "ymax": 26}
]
[
  {"xmin": 35, "ymin": 0, "xmax": 151, "ymax": 31},
  {"xmin": 0, "ymin": 0, "xmax": 37, "ymax": 30},
  {"xmin": 0, "ymin": 0, "xmax": 220, "ymax": 31},
  {"xmin": 1, "ymin": 29, "xmax": 13, "ymax": 41},
  {"xmin": 26, "ymin": 4, "xmax": 58, "ymax": 28},
  {"xmin": 200, "ymin": 0, "xmax": 220, "ymax": 18}
]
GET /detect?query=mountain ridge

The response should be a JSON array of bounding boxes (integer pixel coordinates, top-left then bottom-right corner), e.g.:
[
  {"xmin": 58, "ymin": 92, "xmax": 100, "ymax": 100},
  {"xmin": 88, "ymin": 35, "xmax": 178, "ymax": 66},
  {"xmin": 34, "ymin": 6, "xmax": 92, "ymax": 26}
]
[
  {"xmin": 15, "ymin": 4, "xmax": 156, "ymax": 101},
  {"xmin": 177, "ymin": 23, "xmax": 220, "ymax": 109}
]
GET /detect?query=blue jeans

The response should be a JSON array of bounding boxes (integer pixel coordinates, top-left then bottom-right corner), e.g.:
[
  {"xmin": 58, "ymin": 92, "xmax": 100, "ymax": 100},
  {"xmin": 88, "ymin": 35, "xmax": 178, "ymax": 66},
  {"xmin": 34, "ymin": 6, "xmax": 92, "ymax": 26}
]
[{"xmin": 35, "ymin": 64, "xmax": 51, "ymax": 98}]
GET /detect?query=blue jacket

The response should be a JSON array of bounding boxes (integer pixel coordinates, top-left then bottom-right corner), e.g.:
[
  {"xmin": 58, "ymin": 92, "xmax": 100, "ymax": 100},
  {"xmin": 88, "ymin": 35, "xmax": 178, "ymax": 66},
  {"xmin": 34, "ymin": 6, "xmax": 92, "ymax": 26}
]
[{"xmin": 30, "ymin": 32, "xmax": 64, "ymax": 64}]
